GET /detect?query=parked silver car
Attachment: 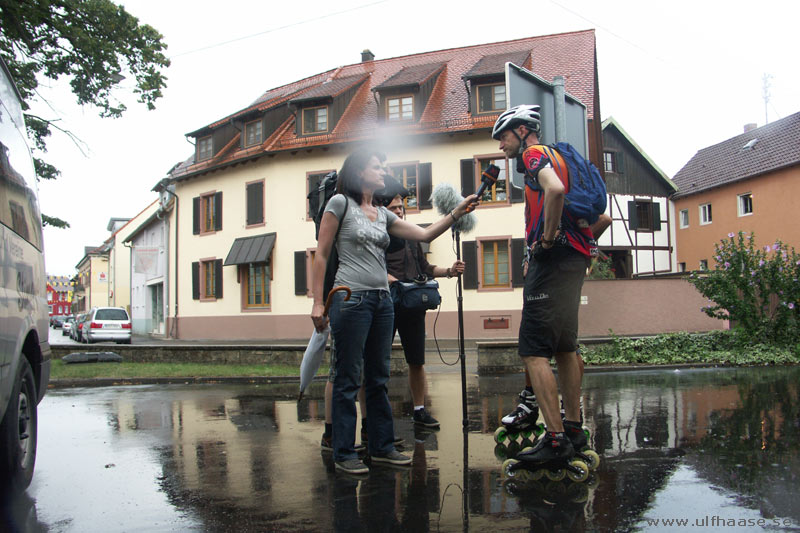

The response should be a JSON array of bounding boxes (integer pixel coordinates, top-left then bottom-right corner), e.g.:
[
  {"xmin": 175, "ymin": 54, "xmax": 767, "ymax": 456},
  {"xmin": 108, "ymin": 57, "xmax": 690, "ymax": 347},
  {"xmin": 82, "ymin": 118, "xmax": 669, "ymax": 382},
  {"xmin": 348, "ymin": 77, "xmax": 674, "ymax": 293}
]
[{"xmin": 83, "ymin": 307, "xmax": 132, "ymax": 344}]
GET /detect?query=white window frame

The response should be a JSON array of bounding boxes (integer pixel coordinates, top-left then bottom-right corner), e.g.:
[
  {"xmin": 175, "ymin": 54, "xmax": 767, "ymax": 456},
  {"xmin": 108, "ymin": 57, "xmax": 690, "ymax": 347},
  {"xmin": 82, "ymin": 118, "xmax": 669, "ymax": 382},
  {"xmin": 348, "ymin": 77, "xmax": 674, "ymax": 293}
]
[
  {"xmin": 737, "ymin": 193, "xmax": 753, "ymax": 217},
  {"xmin": 699, "ymin": 203, "xmax": 712, "ymax": 225},
  {"xmin": 244, "ymin": 119, "xmax": 263, "ymax": 147},
  {"xmin": 302, "ymin": 106, "xmax": 329, "ymax": 134},
  {"xmin": 197, "ymin": 136, "xmax": 213, "ymax": 161},
  {"xmin": 476, "ymin": 83, "xmax": 506, "ymax": 113},
  {"xmin": 679, "ymin": 209, "xmax": 689, "ymax": 229},
  {"xmin": 386, "ymin": 95, "xmax": 414, "ymax": 122}
]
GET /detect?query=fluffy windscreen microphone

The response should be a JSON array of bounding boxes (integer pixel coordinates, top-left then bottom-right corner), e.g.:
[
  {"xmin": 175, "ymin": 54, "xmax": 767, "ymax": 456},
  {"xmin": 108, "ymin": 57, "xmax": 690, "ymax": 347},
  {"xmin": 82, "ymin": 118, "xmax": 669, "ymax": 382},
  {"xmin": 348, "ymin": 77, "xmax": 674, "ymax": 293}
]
[
  {"xmin": 431, "ymin": 182, "xmax": 477, "ymax": 234},
  {"xmin": 476, "ymin": 163, "xmax": 500, "ymax": 198}
]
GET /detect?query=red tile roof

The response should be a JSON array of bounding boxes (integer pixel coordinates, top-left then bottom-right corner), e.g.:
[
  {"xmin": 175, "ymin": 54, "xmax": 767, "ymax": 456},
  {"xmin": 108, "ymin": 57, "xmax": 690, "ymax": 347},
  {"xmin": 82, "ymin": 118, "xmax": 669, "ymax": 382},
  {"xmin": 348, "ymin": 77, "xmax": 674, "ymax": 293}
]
[
  {"xmin": 463, "ymin": 50, "xmax": 531, "ymax": 78},
  {"xmin": 673, "ymin": 111, "xmax": 800, "ymax": 198},
  {"xmin": 373, "ymin": 62, "xmax": 446, "ymax": 91},
  {"xmin": 172, "ymin": 30, "xmax": 597, "ymax": 180}
]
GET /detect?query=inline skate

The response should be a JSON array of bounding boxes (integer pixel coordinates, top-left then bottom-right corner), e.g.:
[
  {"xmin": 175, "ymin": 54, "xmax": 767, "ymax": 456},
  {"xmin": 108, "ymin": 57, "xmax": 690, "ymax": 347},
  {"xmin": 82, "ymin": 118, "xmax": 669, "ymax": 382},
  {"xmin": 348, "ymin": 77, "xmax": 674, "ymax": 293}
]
[
  {"xmin": 560, "ymin": 397, "xmax": 591, "ymax": 440},
  {"xmin": 502, "ymin": 431, "xmax": 590, "ymax": 483},
  {"xmin": 494, "ymin": 390, "xmax": 545, "ymax": 444},
  {"xmin": 563, "ymin": 420, "xmax": 600, "ymax": 471}
]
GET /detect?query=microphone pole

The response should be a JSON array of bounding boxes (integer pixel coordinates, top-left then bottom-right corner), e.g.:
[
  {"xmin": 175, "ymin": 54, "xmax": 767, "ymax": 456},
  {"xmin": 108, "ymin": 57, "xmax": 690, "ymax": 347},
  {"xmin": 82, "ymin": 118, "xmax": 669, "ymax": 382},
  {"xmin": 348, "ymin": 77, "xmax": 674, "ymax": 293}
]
[{"xmin": 454, "ymin": 226, "xmax": 468, "ymax": 429}]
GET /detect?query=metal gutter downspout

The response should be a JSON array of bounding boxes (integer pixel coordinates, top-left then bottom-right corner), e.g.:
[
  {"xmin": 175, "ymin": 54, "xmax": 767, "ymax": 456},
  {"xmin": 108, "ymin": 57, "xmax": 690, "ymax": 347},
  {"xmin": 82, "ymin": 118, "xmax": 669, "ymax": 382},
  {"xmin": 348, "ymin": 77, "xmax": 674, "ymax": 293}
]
[{"xmin": 553, "ymin": 75, "xmax": 567, "ymax": 143}]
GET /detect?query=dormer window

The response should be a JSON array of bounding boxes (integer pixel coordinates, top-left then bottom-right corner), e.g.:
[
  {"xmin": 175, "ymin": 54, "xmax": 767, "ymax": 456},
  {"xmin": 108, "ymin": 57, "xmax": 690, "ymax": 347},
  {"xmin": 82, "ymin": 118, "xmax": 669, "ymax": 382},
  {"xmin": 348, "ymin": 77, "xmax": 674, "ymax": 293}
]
[
  {"xmin": 197, "ymin": 136, "xmax": 213, "ymax": 161},
  {"xmin": 476, "ymin": 83, "xmax": 506, "ymax": 113},
  {"xmin": 387, "ymin": 95, "xmax": 414, "ymax": 122},
  {"xmin": 245, "ymin": 119, "xmax": 263, "ymax": 147},
  {"xmin": 302, "ymin": 106, "xmax": 328, "ymax": 134}
]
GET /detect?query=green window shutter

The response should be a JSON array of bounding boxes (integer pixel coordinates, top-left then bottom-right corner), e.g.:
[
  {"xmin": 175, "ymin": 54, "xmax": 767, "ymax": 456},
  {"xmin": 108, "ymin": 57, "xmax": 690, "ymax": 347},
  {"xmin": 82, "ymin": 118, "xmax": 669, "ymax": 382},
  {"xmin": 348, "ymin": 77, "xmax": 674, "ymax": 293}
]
[
  {"xmin": 294, "ymin": 251, "xmax": 308, "ymax": 295},
  {"xmin": 460, "ymin": 159, "xmax": 475, "ymax": 196},
  {"xmin": 214, "ymin": 259, "xmax": 223, "ymax": 299},
  {"xmin": 214, "ymin": 192, "xmax": 223, "ymax": 231},
  {"xmin": 511, "ymin": 238, "xmax": 526, "ymax": 288},
  {"xmin": 418, "ymin": 163, "xmax": 432, "ymax": 210},
  {"xmin": 191, "ymin": 262, "xmax": 200, "ymax": 299},
  {"xmin": 628, "ymin": 201, "xmax": 639, "ymax": 231},
  {"xmin": 616, "ymin": 152, "xmax": 625, "ymax": 174},
  {"xmin": 247, "ymin": 182, "xmax": 264, "ymax": 225},
  {"xmin": 652, "ymin": 202, "xmax": 661, "ymax": 231},
  {"xmin": 192, "ymin": 197, "xmax": 200, "ymax": 235},
  {"xmin": 510, "ymin": 178, "xmax": 524, "ymax": 203},
  {"xmin": 462, "ymin": 241, "xmax": 478, "ymax": 289}
]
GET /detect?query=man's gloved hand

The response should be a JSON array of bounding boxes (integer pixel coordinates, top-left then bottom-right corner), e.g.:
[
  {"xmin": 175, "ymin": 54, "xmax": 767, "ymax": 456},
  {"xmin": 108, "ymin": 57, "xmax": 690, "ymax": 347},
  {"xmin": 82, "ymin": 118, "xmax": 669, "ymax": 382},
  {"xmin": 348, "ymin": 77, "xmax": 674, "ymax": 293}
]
[{"xmin": 532, "ymin": 242, "xmax": 554, "ymax": 262}]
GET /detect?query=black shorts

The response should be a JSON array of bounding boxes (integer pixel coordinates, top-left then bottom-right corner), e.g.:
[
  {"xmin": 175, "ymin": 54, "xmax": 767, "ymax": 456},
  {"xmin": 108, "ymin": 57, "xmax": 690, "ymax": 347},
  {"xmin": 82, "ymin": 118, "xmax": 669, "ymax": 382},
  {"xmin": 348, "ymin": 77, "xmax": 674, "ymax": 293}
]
[
  {"xmin": 519, "ymin": 247, "xmax": 588, "ymax": 358},
  {"xmin": 393, "ymin": 306, "xmax": 427, "ymax": 366}
]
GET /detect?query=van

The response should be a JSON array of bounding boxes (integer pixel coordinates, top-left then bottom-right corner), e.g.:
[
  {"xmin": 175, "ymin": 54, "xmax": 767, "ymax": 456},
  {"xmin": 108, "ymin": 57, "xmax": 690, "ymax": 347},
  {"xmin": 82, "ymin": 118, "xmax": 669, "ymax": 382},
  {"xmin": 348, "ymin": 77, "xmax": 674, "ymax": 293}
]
[{"xmin": 0, "ymin": 58, "xmax": 51, "ymax": 497}]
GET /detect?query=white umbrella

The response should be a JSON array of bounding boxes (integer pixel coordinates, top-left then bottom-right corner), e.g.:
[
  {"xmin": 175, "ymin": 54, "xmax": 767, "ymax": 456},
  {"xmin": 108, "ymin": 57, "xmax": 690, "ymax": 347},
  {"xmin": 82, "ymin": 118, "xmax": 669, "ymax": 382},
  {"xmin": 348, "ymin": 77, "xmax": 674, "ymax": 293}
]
[{"xmin": 298, "ymin": 286, "xmax": 351, "ymax": 401}]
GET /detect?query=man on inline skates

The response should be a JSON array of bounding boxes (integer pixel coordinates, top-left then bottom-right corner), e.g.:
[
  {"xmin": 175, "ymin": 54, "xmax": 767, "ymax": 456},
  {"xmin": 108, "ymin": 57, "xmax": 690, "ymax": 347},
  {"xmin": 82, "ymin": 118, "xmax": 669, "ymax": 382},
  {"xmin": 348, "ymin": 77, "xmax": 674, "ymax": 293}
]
[{"xmin": 492, "ymin": 105, "xmax": 597, "ymax": 475}]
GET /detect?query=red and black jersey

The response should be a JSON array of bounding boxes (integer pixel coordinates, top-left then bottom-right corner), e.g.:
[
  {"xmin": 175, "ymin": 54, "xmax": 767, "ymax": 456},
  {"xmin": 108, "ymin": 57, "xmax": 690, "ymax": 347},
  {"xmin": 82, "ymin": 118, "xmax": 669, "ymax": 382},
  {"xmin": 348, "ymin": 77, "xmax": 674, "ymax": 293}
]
[{"xmin": 522, "ymin": 145, "xmax": 597, "ymax": 258}]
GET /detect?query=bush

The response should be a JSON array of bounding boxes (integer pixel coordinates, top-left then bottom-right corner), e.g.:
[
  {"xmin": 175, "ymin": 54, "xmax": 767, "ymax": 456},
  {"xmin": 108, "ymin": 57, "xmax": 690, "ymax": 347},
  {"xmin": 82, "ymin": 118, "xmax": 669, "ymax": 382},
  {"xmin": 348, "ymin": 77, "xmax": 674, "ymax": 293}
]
[
  {"xmin": 580, "ymin": 330, "xmax": 799, "ymax": 366},
  {"xmin": 687, "ymin": 232, "xmax": 800, "ymax": 345}
]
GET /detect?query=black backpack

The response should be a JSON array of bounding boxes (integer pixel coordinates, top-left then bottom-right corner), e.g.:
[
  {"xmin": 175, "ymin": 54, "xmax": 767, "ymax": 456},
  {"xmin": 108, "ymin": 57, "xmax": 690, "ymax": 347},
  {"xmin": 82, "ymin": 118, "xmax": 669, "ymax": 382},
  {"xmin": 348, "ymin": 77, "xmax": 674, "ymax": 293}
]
[{"xmin": 307, "ymin": 171, "xmax": 347, "ymax": 300}]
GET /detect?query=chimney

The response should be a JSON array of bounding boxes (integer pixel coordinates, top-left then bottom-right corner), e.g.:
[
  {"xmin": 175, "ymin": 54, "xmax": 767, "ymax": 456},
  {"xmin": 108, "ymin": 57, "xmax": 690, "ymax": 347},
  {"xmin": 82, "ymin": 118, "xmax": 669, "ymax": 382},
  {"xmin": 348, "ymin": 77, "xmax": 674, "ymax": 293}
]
[
  {"xmin": 743, "ymin": 123, "xmax": 757, "ymax": 133},
  {"xmin": 361, "ymin": 49, "xmax": 375, "ymax": 62}
]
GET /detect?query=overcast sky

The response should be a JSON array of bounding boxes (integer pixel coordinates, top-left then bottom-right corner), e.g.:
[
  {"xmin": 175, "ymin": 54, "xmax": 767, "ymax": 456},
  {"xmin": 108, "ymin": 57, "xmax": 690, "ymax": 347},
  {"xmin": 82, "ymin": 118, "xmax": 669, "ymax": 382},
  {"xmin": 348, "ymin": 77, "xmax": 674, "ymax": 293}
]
[{"xmin": 32, "ymin": 0, "xmax": 800, "ymax": 275}]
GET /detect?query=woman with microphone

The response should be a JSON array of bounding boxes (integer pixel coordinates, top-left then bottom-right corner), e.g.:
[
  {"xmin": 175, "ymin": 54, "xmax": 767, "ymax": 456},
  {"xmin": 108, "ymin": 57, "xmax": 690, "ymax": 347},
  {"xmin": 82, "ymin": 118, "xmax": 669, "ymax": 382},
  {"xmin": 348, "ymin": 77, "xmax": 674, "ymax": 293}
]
[{"xmin": 310, "ymin": 147, "xmax": 476, "ymax": 475}]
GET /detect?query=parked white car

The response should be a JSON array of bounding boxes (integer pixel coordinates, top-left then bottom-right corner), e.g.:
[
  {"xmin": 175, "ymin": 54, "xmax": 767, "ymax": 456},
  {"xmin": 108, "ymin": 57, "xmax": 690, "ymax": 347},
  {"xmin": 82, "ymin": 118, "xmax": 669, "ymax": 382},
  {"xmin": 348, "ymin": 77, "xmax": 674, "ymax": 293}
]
[{"xmin": 83, "ymin": 307, "xmax": 132, "ymax": 344}]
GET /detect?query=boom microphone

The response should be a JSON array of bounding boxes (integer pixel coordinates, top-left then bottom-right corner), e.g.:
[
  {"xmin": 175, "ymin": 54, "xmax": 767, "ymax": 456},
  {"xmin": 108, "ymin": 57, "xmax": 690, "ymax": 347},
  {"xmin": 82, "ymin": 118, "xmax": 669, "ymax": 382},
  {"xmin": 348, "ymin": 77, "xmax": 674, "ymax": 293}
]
[
  {"xmin": 475, "ymin": 163, "xmax": 500, "ymax": 199},
  {"xmin": 431, "ymin": 182, "xmax": 476, "ymax": 234}
]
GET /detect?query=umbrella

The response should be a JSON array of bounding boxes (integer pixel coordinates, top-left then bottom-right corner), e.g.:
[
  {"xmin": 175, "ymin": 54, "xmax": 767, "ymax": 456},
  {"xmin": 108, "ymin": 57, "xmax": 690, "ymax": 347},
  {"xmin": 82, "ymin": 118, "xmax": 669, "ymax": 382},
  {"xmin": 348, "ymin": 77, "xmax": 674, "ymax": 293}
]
[{"xmin": 298, "ymin": 285, "xmax": 351, "ymax": 401}]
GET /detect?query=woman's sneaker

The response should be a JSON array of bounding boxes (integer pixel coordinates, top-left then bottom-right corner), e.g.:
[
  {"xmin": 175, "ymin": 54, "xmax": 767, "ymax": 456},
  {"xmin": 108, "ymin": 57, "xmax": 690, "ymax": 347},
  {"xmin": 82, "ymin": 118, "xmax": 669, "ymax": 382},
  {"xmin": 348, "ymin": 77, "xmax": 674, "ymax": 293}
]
[
  {"xmin": 413, "ymin": 408, "xmax": 440, "ymax": 428},
  {"xmin": 335, "ymin": 458, "xmax": 369, "ymax": 475},
  {"xmin": 370, "ymin": 450, "xmax": 412, "ymax": 465}
]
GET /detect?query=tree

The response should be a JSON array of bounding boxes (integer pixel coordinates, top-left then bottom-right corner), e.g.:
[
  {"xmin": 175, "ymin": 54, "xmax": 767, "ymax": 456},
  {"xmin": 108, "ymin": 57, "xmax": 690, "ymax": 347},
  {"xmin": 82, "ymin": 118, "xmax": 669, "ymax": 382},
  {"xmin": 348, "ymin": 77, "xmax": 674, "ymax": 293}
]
[{"xmin": 0, "ymin": 0, "xmax": 170, "ymax": 227}]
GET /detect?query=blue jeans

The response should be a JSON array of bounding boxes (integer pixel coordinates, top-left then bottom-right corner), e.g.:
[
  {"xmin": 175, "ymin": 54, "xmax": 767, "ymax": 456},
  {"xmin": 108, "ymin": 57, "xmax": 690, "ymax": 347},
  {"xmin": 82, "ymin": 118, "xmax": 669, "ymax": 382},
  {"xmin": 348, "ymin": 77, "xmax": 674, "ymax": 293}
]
[{"xmin": 329, "ymin": 289, "xmax": 396, "ymax": 461}]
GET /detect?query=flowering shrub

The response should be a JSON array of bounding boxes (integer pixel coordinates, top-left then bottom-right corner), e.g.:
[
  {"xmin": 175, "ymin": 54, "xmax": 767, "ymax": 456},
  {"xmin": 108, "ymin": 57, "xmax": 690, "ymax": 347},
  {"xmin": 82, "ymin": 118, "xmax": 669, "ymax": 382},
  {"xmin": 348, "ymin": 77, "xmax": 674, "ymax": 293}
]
[{"xmin": 688, "ymin": 232, "xmax": 800, "ymax": 343}]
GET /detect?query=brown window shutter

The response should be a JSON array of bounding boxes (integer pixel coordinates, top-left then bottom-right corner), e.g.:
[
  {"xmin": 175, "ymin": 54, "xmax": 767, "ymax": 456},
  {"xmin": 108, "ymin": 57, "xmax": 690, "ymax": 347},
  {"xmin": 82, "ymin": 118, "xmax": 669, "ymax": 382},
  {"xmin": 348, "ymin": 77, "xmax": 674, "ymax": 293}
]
[
  {"xmin": 214, "ymin": 259, "xmax": 223, "ymax": 298},
  {"xmin": 511, "ymin": 238, "xmax": 526, "ymax": 287},
  {"xmin": 192, "ymin": 197, "xmax": 200, "ymax": 235},
  {"xmin": 294, "ymin": 251, "xmax": 308, "ymax": 295},
  {"xmin": 191, "ymin": 262, "xmax": 200, "ymax": 299},
  {"xmin": 418, "ymin": 163, "xmax": 432, "ymax": 210},
  {"xmin": 460, "ymin": 159, "xmax": 475, "ymax": 196},
  {"xmin": 462, "ymin": 240, "xmax": 478, "ymax": 289},
  {"xmin": 214, "ymin": 192, "xmax": 223, "ymax": 231}
]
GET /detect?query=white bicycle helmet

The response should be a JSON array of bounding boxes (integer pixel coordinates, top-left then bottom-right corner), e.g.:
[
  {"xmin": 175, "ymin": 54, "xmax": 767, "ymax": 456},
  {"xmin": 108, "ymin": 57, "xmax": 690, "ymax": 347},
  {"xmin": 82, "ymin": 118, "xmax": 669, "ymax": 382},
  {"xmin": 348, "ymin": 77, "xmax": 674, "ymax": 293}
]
[{"xmin": 491, "ymin": 104, "xmax": 542, "ymax": 140}]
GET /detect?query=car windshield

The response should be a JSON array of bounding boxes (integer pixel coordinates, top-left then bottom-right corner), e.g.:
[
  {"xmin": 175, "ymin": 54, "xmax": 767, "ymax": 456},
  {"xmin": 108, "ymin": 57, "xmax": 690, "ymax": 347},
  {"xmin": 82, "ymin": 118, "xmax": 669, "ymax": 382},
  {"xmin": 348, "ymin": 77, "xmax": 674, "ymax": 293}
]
[{"xmin": 95, "ymin": 309, "xmax": 129, "ymax": 321}]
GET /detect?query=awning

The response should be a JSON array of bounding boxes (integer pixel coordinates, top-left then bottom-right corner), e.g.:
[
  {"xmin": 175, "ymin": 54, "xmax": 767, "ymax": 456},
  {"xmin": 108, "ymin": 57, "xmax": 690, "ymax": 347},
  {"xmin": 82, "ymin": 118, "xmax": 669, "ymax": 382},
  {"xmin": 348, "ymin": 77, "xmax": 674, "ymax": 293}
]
[{"xmin": 224, "ymin": 232, "xmax": 276, "ymax": 266}]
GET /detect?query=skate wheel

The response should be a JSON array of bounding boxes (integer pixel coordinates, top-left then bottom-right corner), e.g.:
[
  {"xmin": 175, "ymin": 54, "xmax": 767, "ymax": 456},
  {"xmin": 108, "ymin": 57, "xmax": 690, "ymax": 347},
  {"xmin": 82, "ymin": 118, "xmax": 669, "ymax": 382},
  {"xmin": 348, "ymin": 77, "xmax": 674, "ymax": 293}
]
[
  {"xmin": 515, "ymin": 468, "xmax": 532, "ymax": 482},
  {"xmin": 502, "ymin": 458, "xmax": 518, "ymax": 478},
  {"xmin": 494, "ymin": 443, "xmax": 509, "ymax": 461},
  {"xmin": 507, "ymin": 430, "xmax": 520, "ymax": 441},
  {"xmin": 546, "ymin": 468, "xmax": 566, "ymax": 481},
  {"xmin": 582, "ymin": 449, "xmax": 601, "ymax": 470},
  {"xmin": 566, "ymin": 459, "xmax": 590, "ymax": 483},
  {"xmin": 529, "ymin": 468, "xmax": 544, "ymax": 481},
  {"xmin": 521, "ymin": 429, "xmax": 533, "ymax": 440},
  {"xmin": 582, "ymin": 426, "xmax": 591, "ymax": 440},
  {"xmin": 494, "ymin": 426, "xmax": 508, "ymax": 444},
  {"xmin": 534, "ymin": 423, "xmax": 545, "ymax": 437}
]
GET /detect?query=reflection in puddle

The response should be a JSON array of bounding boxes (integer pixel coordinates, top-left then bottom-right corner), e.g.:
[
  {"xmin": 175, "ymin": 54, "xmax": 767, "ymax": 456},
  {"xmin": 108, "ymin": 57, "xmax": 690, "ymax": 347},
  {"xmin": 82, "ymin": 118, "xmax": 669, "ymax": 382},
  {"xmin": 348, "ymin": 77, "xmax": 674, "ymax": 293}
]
[{"xmin": 28, "ymin": 366, "xmax": 800, "ymax": 532}]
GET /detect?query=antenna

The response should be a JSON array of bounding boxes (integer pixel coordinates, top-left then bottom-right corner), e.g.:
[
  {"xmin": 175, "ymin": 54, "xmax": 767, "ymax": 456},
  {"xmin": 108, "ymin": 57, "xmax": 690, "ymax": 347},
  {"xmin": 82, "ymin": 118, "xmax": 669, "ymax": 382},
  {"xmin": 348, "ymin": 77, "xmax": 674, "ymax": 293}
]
[{"xmin": 762, "ymin": 73, "xmax": 772, "ymax": 124}]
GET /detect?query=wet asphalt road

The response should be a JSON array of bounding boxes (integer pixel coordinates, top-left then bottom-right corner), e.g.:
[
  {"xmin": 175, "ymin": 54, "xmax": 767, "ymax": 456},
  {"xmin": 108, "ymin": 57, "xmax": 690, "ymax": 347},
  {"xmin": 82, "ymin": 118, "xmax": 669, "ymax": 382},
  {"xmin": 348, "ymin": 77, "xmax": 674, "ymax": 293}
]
[{"xmin": 3, "ymin": 365, "xmax": 800, "ymax": 532}]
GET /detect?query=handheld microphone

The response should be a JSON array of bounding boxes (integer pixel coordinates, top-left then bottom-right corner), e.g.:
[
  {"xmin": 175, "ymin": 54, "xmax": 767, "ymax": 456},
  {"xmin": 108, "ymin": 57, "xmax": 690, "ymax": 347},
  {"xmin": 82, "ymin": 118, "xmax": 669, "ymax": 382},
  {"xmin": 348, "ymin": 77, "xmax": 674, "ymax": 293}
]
[
  {"xmin": 475, "ymin": 163, "xmax": 500, "ymax": 198},
  {"xmin": 431, "ymin": 182, "xmax": 476, "ymax": 234}
]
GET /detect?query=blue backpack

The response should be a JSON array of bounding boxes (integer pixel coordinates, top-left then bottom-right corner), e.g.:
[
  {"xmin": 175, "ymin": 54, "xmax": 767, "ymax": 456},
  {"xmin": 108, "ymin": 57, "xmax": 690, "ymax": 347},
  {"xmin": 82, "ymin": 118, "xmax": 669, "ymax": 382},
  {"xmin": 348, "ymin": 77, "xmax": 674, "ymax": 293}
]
[{"xmin": 538, "ymin": 142, "xmax": 607, "ymax": 226}]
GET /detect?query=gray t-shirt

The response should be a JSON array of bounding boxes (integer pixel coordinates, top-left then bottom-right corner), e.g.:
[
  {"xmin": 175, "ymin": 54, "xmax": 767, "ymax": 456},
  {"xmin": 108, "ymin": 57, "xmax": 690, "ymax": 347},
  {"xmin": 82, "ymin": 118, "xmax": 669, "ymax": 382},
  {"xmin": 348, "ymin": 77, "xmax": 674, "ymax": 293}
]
[{"xmin": 325, "ymin": 194, "xmax": 398, "ymax": 292}]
